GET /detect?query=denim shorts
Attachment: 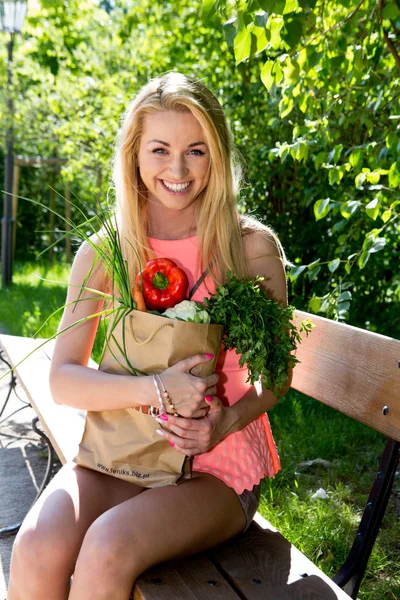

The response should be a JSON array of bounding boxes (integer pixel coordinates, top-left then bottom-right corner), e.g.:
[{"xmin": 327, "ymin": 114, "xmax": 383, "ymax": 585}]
[{"xmin": 236, "ymin": 483, "xmax": 261, "ymax": 532}]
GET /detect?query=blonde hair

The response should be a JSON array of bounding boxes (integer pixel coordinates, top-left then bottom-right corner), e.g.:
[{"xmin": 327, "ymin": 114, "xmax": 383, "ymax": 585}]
[{"xmin": 112, "ymin": 72, "xmax": 286, "ymax": 287}]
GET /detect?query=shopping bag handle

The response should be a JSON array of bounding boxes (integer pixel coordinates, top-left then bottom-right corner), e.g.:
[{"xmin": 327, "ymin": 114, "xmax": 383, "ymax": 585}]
[{"xmin": 128, "ymin": 318, "xmax": 174, "ymax": 346}]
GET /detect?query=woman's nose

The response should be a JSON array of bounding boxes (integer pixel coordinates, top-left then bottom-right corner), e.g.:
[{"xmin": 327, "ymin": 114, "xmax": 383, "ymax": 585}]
[{"xmin": 168, "ymin": 155, "xmax": 188, "ymax": 179}]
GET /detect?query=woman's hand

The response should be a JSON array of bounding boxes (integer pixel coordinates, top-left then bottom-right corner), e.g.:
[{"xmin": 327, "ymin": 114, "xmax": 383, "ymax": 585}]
[
  {"xmin": 155, "ymin": 396, "xmax": 231, "ymax": 456},
  {"xmin": 158, "ymin": 354, "xmax": 219, "ymax": 418}
]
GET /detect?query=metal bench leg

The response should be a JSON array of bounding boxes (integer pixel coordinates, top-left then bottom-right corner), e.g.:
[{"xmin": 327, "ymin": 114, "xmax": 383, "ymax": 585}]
[
  {"xmin": 0, "ymin": 349, "xmax": 17, "ymax": 419},
  {"xmin": 0, "ymin": 417, "xmax": 56, "ymax": 537},
  {"xmin": 333, "ymin": 437, "xmax": 400, "ymax": 598}
]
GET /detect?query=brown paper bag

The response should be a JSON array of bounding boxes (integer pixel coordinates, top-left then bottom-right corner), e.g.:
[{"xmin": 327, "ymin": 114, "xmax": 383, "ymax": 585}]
[{"xmin": 74, "ymin": 309, "xmax": 224, "ymax": 487}]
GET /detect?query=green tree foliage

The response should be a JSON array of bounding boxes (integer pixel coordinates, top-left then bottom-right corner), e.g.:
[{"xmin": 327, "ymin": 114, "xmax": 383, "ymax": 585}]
[
  {"xmin": 0, "ymin": 0, "xmax": 398, "ymax": 336},
  {"xmin": 204, "ymin": 0, "xmax": 400, "ymax": 335}
]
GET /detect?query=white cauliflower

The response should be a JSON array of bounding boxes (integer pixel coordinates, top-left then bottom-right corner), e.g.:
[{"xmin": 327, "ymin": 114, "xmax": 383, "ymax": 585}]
[{"xmin": 163, "ymin": 300, "xmax": 210, "ymax": 323}]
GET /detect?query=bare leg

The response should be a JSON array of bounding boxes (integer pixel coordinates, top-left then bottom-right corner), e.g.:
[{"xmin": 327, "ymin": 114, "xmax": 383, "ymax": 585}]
[
  {"xmin": 69, "ymin": 473, "xmax": 246, "ymax": 600},
  {"xmin": 7, "ymin": 463, "xmax": 145, "ymax": 600}
]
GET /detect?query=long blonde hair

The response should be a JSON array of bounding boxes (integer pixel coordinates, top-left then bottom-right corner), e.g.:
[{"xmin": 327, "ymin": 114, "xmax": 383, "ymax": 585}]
[{"xmin": 112, "ymin": 72, "xmax": 285, "ymax": 287}]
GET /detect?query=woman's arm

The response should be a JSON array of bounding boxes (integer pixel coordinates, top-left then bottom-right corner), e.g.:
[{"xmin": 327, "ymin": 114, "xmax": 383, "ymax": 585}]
[
  {"xmin": 49, "ymin": 241, "xmax": 218, "ymax": 413},
  {"xmin": 49, "ymin": 240, "xmax": 151, "ymax": 410}
]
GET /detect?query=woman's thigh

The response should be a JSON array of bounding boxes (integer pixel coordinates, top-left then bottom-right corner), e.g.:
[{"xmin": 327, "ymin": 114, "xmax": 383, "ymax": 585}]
[
  {"xmin": 73, "ymin": 472, "xmax": 246, "ymax": 583},
  {"xmin": 12, "ymin": 462, "xmax": 146, "ymax": 570}
]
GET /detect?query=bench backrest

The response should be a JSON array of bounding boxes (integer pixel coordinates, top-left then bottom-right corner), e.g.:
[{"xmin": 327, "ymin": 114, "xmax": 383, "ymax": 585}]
[{"xmin": 292, "ymin": 310, "xmax": 400, "ymax": 442}]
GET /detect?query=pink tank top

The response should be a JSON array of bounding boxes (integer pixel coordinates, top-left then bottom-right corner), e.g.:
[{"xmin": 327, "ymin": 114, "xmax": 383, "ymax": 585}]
[{"xmin": 149, "ymin": 236, "xmax": 281, "ymax": 494}]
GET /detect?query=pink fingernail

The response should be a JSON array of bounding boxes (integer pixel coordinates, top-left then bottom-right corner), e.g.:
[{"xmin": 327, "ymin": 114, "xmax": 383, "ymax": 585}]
[
  {"xmin": 168, "ymin": 441, "xmax": 175, "ymax": 447},
  {"xmin": 205, "ymin": 396, "xmax": 213, "ymax": 403},
  {"xmin": 205, "ymin": 353, "xmax": 214, "ymax": 359},
  {"xmin": 159, "ymin": 414, "xmax": 169, "ymax": 421}
]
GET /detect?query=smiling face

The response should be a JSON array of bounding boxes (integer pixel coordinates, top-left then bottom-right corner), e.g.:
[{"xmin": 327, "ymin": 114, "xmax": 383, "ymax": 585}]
[{"xmin": 137, "ymin": 110, "xmax": 211, "ymax": 214}]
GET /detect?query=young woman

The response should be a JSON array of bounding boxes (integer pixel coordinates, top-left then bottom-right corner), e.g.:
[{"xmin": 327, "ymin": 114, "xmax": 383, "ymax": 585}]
[{"xmin": 8, "ymin": 72, "xmax": 290, "ymax": 600}]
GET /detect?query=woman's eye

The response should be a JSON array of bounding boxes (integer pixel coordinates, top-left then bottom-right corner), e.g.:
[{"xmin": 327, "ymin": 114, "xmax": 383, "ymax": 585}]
[{"xmin": 151, "ymin": 148, "xmax": 205, "ymax": 156}]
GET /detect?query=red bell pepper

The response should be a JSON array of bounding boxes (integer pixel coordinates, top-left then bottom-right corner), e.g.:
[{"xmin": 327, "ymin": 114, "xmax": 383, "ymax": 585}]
[{"xmin": 136, "ymin": 258, "xmax": 189, "ymax": 311}]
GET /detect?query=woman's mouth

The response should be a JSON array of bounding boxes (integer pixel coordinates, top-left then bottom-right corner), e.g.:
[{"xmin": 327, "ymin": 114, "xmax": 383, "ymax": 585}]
[{"xmin": 160, "ymin": 179, "xmax": 193, "ymax": 194}]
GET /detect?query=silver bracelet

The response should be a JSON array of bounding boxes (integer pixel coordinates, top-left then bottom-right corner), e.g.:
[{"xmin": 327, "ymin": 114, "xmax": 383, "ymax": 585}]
[
  {"xmin": 154, "ymin": 373, "xmax": 178, "ymax": 415},
  {"xmin": 152, "ymin": 375, "xmax": 166, "ymax": 415}
]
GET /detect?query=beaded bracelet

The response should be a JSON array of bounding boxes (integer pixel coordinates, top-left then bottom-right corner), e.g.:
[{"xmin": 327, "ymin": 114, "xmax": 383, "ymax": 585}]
[
  {"xmin": 154, "ymin": 373, "xmax": 178, "ymax": 415},
  {"xmin": 152, "ymin": 375, "xmax": 166, "ymax": 416}
]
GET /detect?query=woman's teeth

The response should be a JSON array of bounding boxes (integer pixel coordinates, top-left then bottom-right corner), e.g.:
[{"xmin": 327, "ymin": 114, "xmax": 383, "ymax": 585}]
[{"xmin": 162, "ymin": 180, "xmax": 191, "ymax": 192}]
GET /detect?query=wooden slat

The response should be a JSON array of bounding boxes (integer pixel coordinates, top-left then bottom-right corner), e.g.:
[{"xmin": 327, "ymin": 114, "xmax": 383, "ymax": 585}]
[
  {"xmin": 292, "ymin": 311, "xmax": 400, "ymax": 441},
  {"xmin": 0, "ymin": 334, "xmax": 88, "ymax": 463},
  {"xmin": 209, "ymin": 516, "xmax": 351, "ymax": 600},
  {"xmin": 134, "ymin": 554, "xmax": 240, "ymax": 599}
]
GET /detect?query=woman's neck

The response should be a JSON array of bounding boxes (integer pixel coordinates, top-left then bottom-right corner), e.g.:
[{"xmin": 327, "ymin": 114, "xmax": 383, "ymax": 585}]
[
  {"xmin": 147, "ymin": 227, "xmax": 197, "ymax": 240},
  {"xmin": 147, "ymin": 208, "xmax": 197, "ymax": 240}
]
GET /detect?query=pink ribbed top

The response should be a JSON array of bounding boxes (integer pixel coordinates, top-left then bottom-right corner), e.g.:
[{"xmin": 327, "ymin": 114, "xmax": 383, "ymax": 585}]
[{"xmin": 149, "ymin": 236, "xmax": 280, "ymax": 494}]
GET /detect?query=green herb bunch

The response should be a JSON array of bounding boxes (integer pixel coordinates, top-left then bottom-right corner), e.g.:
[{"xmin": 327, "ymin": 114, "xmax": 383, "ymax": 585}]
[{"xmin": 203, "ymin": 272, "xmax": 312, "ymax": 398}]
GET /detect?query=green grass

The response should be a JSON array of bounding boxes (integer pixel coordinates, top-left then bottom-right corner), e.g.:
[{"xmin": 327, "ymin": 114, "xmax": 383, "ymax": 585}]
[
  {"xmin": 263, "ymin": 391, "xmax": 400, "ymax": 599},
  {"xmin": 0, "ymin": 261, "xmax": 70, "ymax": 337},
  {"xmin": 1, "ymin": 261, "xmax": 399, "ymax": 599},
  {"xmin": 0, "ymin": 261, "xmax": 105, "ymax": 359}
]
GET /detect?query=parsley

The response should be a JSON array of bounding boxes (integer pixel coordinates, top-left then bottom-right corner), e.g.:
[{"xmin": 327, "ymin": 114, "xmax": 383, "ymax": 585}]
[{"xmin": 203, "ymin": 272, "xmax": 312, "ymax": 399}]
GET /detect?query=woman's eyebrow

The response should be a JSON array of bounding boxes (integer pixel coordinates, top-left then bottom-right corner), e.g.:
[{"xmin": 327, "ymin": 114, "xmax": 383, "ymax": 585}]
[
  {"xmin": 146, "ymin": 139, "xmax": 207, "ymax": 147},
  {"xmin": 147, "ymin": 139, "xmax": 170, "ymax": 146}
]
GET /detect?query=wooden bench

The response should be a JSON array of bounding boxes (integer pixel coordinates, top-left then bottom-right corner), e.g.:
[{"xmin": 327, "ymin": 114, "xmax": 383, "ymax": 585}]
[{"xmin": 0, "ymin": 309, "xmax": 399, "ymax": 599}]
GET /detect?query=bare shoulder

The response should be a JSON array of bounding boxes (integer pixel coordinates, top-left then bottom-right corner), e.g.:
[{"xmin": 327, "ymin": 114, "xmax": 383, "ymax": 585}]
[
  {"xmin": 69, "ymin": 236, "xmax": 107, "ymax": 292},
  {"xmin": 242, "ymin": 229, "xmax": 282, "ymax": 262},
  {"xmin": 242, "ymin": 229, "xmax": 288, "ymax": 306}
]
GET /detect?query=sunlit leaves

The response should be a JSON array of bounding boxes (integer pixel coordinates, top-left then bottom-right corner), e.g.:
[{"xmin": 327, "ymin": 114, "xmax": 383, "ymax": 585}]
[
  {"xmin": 358, "ymin": 229, "xmax": 387, "ymax": 269},
  {"xmin": 261, "ymin": 59, "xmax": 275, "ymax": 91},
  {"xmin": 340, "ymin": 201, "xmax": 360, "ymax": 219},
  {"xmin": 386, "ymin": 132, "xmax": 399, "ymax": 150},
  {"xmin": 349, "ymin": 148, "xmax": 363, "ymax": 169},
  {"xmin": 291, "ymin": 138, "xmax": 308, "ymax": 161},
  {"xmin": 202, "ymin": 0, "xmax": 218, "ymax": 21},
  {"xmin": 288, "ymin": 264, "xmax": 307, "ymax": 282},
  {"xmin": 234, "ymin": 23, "xmax": 252, "ymax": 64},
  {"xmin": 279, "ymin": 96, "xmax": 294, "ymax": 118},
  {"xmin": 258, "ymin": 0, "xmax": 286, "ymax": 14},
  {"xmin": 328, "ymin": 258, "xmax": 340, "ymax": 273},
  {"xmin": 388, "ymin": 162, "xmax": 400, "ymax": 188},
  {"xmin": 328, "ymin": 145, "xmax": 343, "ymax": 165},
  {"xmin": 268, "ymin": 15, "xmax": 284, "ymax": 49},
  {"xmin": 365, "ymin": 198, "xmax": 380, "ymax": 221},
  {"xmin": 307, "ymin": 259, "xmax": 321, "ymax": 281},
  {"xmin": 282, "ymin": 57, "xmax": 300, "ymax": 83},
  {"xmin": 326, "ymin": 164, "xmax": 347, "ymax": 186},
  {"xmin": 314, "ymin": 198, "xmax": 331, "ymax": 221},
  {"xmin": 253, "ymin": 22, "xmax": 269, "ymax": 53}
]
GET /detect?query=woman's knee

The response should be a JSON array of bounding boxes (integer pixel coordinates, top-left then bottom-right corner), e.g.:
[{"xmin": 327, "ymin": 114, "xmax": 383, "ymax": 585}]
[
  {"xmin": 79, "ymin": 517, "xmax": 136, "ymax": 576},
  {"xmin": 11, "ymin": 515, "xmax": 76, "ymax": 579}
]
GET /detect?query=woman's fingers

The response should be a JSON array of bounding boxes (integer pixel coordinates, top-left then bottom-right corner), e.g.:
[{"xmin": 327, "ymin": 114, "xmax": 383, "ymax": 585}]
[
  {"xmin": 204, "ymin": 385, "xmax": 217, "ymax": 398},
  {"xmin": 155, "ymin": 413, "xmax": 215, "ymax": 457},
  {"xmin": 155, "ymin": 415, "xmax": 200, "ymax": 437},
  {"xmin": 155, "ymin": 429, "xmax": 201, "ymax": 456},
  {"xmin": 174, "ymin": 353, "xmax": 215, "ymax": 373},
  {"xmin": 159, "ymin": 355, "xmax": 219, "ymax": 418}
]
